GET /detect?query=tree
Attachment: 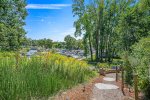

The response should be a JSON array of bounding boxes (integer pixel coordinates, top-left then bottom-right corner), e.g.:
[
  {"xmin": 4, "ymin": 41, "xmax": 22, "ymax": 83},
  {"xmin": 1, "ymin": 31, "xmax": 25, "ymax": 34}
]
[
  {"xmin": 64, "ymin": 35, "xmax": 76, "ymax": 50},
  {"xmin": 52, "ymin": 42, "xmax": 66, "ymax": 49},
  {"xmin": 73, "ymin": 0, "xmax": 99, "ymax": 61},
  {"xmin": 76, "ymin": 39, "xmax": 84, "ymax": 50},
  {"xmin": 28, "ymin": 38, "xmax": 53, "ymax": 49},
  {"xmin": 73, "ymin": 0, "xmax": 121, "ymax": 62},
  {"xmin": 73, "ymin": 0, "xmax": 149, "ymax": 62},
  {"xmin": 0, "ymin": 0, "xmax": 27, "ymax": 50},
  {"xmin": 116, "ymin": 0, "xmax": 150, "ymax": 52},
  {"xmin": 0, "ymin": 23, "xmax": 8, "ymax": 50}
]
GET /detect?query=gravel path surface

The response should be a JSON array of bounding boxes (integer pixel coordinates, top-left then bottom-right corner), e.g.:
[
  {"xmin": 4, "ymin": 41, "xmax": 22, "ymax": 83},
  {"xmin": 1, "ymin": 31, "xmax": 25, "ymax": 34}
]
[{"xmin": 91, "ymin": 73, "xmax": 124, "ymax": 100}]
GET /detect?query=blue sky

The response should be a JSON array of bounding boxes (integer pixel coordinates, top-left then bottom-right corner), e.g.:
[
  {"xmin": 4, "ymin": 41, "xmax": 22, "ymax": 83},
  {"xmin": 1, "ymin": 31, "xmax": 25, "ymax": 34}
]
[{"xmin": 25, "ymin": 0, "xmax": 77, "ymax": 41}]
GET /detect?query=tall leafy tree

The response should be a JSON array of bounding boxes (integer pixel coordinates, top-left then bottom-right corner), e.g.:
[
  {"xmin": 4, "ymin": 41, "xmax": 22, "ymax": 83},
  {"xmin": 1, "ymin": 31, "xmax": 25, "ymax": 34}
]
[
  {"xmin": 73, "ymin": 0, "xmax": 149, "ymax": 62},
  {"xmin": 0, "ymin": 0, "xmax": 27, "ymax": 50},
  {"xmin": 64, "ymin": 35, "xmax": 77, "ymax": 50}
]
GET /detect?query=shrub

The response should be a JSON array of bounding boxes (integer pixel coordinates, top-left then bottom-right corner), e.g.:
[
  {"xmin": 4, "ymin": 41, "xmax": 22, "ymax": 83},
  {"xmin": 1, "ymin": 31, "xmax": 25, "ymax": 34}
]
[
  {"xmin": 144, "ymin": 81, "xmax": 150, "ymax": 100},
  {"xmin": 130, "ymin": 37, "xmax": 150, "ymax": 98},
  {"xmin": 122, "ymin": 52, "xmax": 133, "ymax": 86},
  {"xmin": 97, "ymin": 63, "xmax": 110, "ymax": 70}
]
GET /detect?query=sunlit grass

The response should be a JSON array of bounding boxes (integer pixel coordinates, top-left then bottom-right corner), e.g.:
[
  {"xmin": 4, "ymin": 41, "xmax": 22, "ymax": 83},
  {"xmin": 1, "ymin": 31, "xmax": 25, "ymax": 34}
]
[{"xmin": 0, "ymin": 52, "xmax": 96, "ymax": 99}]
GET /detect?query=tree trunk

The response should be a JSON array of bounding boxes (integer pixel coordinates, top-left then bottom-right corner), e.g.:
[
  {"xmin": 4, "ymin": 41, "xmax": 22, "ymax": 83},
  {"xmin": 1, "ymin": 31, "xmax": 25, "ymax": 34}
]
[
  {"xmin": 95, "ymin": 30, "xmax": 99, "ymax": 61},
  {"xmin": 98, "ymin": 0, "xmax": 104, "ymax": 62},
  {"xmin": 89, "ymin": 34, "xmax": 93, "ymax": 61}
]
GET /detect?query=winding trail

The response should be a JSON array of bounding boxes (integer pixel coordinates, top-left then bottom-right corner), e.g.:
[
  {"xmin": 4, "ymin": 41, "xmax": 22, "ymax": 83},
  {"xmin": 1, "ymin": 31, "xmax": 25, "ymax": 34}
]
[
  {"xmin": 52, "ymin": 73, "xmax": 134, "ymax": 100},
  {"xmin": 91, "ymin": 73, "xmax": 126, "ymax": 100}
]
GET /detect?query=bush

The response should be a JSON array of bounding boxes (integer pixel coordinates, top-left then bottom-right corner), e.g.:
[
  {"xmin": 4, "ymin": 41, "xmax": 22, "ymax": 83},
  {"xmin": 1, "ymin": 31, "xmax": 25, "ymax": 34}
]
[
  {"xmin": 97, "ymin": 63, "xmax": 110, "ymax": 70},
  {"xmin": 124, "ymin": 54, "xmax": 133, "ymax": 86},
  {"xmin": 130, "ymin": 37, "xmax": 150, "ymax": 99},
  {"xmin": 112, "ymin": 59, "xmax": 123, "ymax": 65},
  {"xmin": 143, "ymin": 80, "xmax": 150, "ymax": 100}
]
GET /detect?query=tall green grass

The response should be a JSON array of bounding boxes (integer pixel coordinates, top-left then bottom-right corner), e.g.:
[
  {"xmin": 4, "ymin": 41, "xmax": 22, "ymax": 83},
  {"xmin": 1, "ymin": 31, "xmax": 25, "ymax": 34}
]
[{"xmin": 0, "ymin": 52, "xmax": 96, "ymax": 99}]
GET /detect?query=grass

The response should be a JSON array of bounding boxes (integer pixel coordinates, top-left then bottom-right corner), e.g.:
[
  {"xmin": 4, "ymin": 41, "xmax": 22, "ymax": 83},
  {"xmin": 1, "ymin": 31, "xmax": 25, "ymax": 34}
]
[{"xmin": 0, "ymin": 52, "xmax": 96, "ymax": 100}]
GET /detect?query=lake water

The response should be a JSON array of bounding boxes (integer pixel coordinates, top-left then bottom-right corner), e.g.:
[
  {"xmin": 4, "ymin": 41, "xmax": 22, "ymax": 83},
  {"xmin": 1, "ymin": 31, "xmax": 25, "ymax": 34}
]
[{"xmin": 26, "ymin": 50, "xmax": 37, "ymax": 57}]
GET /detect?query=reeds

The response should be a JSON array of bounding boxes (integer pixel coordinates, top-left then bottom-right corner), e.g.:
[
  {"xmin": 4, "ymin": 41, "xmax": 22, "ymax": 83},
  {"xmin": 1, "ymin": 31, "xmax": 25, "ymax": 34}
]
[{"xmin": 0, "ymin": 52, "xmax": 95, "ymax": 99}]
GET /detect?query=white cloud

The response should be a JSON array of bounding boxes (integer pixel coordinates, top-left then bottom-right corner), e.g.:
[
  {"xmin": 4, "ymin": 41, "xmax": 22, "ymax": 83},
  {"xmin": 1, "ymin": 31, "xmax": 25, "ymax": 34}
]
[{"xmin": 26, "ymin": 4, "xmax": 71, "ymax": 9}]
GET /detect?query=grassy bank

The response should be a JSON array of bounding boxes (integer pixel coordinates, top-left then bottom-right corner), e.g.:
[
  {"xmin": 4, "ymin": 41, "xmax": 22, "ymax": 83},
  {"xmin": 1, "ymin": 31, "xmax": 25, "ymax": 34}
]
[{"xmin": 0, "ymin": 52, "xmax": 96, "ymax": 100}]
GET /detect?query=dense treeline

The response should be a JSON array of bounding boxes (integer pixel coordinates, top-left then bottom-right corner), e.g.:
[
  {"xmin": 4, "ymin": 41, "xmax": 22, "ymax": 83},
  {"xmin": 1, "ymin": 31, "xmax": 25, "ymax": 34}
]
[
  {"xmin": 23, "ymin": 36, "xmax": 83, "ymax": 50},
  {"xmin": 72, "ymin": 0, "xmax": 150, "ymax": 62},
  {"xmin": 0, "ymin": 0, "xmax": 27, "ymax": 51},
  {"xmin": 64, "ymin": 35, "xmax": 84, "ymax": 50},
  {"xmin": 24, "ymin": 38, "xmax": 53, "ymax": 49}
]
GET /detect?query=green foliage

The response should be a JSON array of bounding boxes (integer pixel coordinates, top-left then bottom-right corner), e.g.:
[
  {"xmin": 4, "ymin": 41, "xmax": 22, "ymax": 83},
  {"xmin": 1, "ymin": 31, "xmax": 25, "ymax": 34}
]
[
  {"xmin": 0, "ymin": 52, "xmax": 96, "ymax": 99},
  {"xmin": 31, "ymin": 38, "xmax": 53, "ymax": 49},
  {"xmin": 130, "ymin": 37, "xmax": 150, "ymax": 90},
  {"xmin": 120, "ymin": 51, "xmax": 134, "ymax": 86},
  {"xmin": 125, "ymin": 58, "xmax": 133, "ymax": 86},
  {"xmin": 52, "ymin": 42, "xmax": 66, "ymax": 49},
  {"xmin": 76, "ymin": 39, "xmax": 84, "ymax": 50},
  {"xmin": 144, "ymin": 82, "xmax": 150, "ymax": 100},
  {"xmin": 112, "ymin": 59, "xmax": 123, "ymax": 65},
  {"xmin": 0, "ymin": 23, "xmax": 8, "ymax": 50},
  {"xmin": 0, "ymin": 0, "xmax": 27, "ymax": 51},
  {"xmin": 97, "ymin": 63, "xmax": 110, "ymax": 70},
  {"xmin": 116, "ymin": 0, "xmax": 150, "ymax": 52},
  {"xmin": 64, "ymin": 35, "xmax": 77, "ymax": 50},
  {"xmin": 73, "ymin": 0, "xmax": 150, "ymax": 62},
  {"xmin": 0, "ymin": 52, "xmax": 15, "ymax": 57},
  {"xmin": 73, "ymin": 1, "xmax": 149, "ymax": 98}
]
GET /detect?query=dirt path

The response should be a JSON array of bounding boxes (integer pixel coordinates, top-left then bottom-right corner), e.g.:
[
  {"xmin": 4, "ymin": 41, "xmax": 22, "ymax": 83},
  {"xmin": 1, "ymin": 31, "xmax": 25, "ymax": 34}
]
[
  {"xmin": 91, "ymin": 73, "xmax": 125, "ymax": 100},
  {"xmin": 52, "ymin": 73, "xmax": 134, "ymax": 100},
  {"xmin": 52, "ymin": 77, "xmax": 103, "ymax": 100}
]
